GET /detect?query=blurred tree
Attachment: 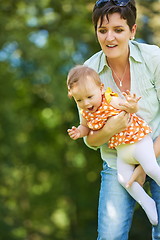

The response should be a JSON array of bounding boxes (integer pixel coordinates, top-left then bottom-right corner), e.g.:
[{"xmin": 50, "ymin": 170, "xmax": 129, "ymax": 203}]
[{"xmin": 0, "ymin": 0, "xmax": 159, "ymax": 239}]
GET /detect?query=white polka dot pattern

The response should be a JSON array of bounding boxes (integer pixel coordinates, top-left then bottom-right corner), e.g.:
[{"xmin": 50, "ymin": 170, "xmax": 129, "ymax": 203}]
[{"xmin": 82, "ymin": 95, "xmax": 152, "ymax": 149}]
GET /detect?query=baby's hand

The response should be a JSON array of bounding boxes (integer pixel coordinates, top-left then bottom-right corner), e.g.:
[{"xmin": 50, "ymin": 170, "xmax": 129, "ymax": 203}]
[
  {"xmin": 119, "ymin": 90, "xmax": 141, "ymax": 113},
  {"xmin": 67, "ymin": 126, "xmax": 81, "ymax": 140}
]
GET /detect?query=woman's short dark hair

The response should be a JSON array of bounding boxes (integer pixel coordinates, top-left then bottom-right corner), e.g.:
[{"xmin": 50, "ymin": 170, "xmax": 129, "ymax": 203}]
[{"xmin": 92, "ymin": 0, "xmax": 136, "ymax": 31}]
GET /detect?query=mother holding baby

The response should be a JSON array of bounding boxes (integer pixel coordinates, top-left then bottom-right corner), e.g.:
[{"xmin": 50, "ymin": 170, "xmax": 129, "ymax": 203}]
[{"xmin": 82, "ymin": 0, "xmax": 160, "ymax": 239}]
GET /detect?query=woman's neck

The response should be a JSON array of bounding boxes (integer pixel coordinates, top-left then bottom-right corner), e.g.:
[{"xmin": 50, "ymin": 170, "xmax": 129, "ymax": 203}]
[
  {"xmin": 106, "ymin": 55, "xmax": 131, "ymax": 91},
  {"xmin": 106, "ymin": 55, "xmax": 129, "ymax": 71}
]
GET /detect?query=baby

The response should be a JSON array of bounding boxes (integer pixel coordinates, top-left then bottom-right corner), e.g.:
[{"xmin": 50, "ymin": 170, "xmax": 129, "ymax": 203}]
[{"xmin": 67, "ymin": 65, "xmax": 160, "ymax": 225}]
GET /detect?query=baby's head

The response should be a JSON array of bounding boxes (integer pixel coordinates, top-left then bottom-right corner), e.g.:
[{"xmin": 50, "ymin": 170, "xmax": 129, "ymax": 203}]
[
  {"xmin": 67, "ymin": 65, "xmax": 104, "ymax": 112},
  {"xmin": 67, "ymin": 65, "xmax": 101, "ymax": 97}
]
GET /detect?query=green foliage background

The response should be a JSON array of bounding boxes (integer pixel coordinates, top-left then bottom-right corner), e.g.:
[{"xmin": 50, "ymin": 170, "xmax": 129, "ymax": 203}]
[{"xmin": 0, "ymin": 0, "xmax": 160, "ymax": 239}]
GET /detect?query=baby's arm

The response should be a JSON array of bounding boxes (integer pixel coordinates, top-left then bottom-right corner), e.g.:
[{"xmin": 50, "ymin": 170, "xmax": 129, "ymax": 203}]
[
  {"xmin": 110, "ymin": 90, "xmax": 141, "ymax": 113},
  {"xmin": 68, "ymin": 125, "xmax": 90, "ymax": 140},
  {"xmin": 67, "ymin": 116, "xmax": 90, "ymax": 140}
]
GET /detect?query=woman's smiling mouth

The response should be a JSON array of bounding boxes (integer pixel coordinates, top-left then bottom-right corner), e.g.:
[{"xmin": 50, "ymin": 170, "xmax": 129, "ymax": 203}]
[{"xmin": 107, "ymin": 44, "xmax": 117, "ymax": 48}]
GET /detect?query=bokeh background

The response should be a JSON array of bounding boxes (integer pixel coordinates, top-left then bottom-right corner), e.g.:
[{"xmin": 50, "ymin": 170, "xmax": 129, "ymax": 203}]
[{"xmin": 0, "ymin": 0, "xmax": 160, "ymax": 239}]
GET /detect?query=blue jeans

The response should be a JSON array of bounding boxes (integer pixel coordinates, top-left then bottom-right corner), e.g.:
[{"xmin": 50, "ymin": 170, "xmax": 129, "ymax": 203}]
[{"xmin": 97, "ymin": 161, "xmax": 160, "ymax": 240}]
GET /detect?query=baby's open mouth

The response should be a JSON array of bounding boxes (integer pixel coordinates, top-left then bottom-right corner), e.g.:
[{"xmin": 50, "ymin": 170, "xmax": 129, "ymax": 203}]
[{"xmin": 88, "ymin": 106, "xmax": 94, "ymax": 111}]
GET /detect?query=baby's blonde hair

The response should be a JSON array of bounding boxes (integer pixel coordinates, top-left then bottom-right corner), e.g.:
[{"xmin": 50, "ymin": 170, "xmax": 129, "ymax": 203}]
[{"xmin": 67, "ymin": 65, "xmax": 101, "ymax": 98}]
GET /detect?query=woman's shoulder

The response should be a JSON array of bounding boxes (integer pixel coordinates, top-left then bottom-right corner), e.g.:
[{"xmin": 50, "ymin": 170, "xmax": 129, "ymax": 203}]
[
  {"xmin": 131, "ymin": 40, "xmax": 160, "ymax": 58},
  {"xmin": 130, "ymin": 41, "xmax": 160, "ymax": 71},
  {"xmin": 84, "ymin": 50, "xmax": 104, "ymax": 71}
]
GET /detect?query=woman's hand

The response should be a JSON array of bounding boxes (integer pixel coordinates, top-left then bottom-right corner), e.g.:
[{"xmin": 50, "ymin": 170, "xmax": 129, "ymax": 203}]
[
  {"xmin": 86, "ymin": 111, "xmax": 131, "ymax": 147},
  {"xmin": 106, "ymin": 110, "xmax": 131, "ymax": 134},
  {"xmin": 126, "ymin": 165, "xmax": 146, "ymax": 188}
]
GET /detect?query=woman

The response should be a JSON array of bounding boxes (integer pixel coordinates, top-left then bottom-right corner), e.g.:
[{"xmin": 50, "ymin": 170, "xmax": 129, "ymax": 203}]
[{"xmin": 83, "ymin": 0, "xmax": 160, "ymax": 239}]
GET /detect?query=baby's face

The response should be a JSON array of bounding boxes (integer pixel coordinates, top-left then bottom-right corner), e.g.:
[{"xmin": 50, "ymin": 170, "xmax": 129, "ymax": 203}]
[{"xmin": 70, "ymin": 76, "xmax": 103, "ymax": 112}]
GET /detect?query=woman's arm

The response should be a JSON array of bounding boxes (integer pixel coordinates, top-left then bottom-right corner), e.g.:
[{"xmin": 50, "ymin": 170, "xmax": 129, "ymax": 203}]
[{"xmin": 86, "ymin": 110, "xmax": 130, "ymax": 147}]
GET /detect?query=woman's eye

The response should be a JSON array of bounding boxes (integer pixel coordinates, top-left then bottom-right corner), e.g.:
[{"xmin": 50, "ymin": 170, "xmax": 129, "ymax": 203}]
[
  {"xmin": 115, "ymin": 29, "xmax": 123, "ymax": 33},
  {"xmin": 77, "ymin": 99, "xmax": 81, "ymax": 102},
  {"xmin": 88, "ymin": 96, "xmax": 92, "ymax": 99},
  {"xmin": 98, "ymin": 29, "xmax": 107, "ymax": 34}
]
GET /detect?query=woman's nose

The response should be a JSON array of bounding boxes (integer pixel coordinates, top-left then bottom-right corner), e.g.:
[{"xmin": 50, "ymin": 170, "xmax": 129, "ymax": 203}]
[{"xmin": 106, "ymin": 31, "xmax": 115, "ymax": 41}]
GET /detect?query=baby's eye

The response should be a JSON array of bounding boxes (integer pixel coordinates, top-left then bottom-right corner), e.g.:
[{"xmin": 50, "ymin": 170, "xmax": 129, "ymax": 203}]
[
  {"xmin": 77, "ymin": 99, "xmax": 81, "ymax": 102},
  {"xmin": 88, "ymin": 96, "xmax": 93, "ymax": 99}
]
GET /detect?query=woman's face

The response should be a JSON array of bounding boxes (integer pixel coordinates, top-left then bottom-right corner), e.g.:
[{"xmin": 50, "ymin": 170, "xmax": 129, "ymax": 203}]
[{"xmin": 96, "ymin": 12, "xmax": 136, "ymax": 60}]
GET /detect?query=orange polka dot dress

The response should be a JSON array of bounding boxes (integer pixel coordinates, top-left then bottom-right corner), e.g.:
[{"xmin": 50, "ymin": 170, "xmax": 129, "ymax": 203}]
[{"xmin": 82, "ymin": 89, "xmax": 152, "ymax": 149}]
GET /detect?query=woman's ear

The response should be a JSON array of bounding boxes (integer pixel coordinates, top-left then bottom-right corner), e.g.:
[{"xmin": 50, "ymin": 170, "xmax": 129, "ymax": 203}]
[{"xmin": 130, "ymin": 24, "xmax": 137, "ymax": 40}]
